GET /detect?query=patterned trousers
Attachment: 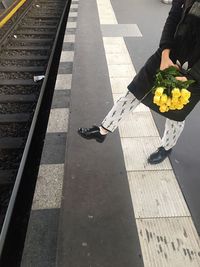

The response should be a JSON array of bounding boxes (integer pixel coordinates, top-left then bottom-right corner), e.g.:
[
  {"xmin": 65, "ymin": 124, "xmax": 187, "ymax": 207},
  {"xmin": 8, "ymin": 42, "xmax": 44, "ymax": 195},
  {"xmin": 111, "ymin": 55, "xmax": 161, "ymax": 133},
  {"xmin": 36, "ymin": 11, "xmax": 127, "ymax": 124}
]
[{"xmin": 101, "ymin": 91, "xmax": 185, "ymax": 150}]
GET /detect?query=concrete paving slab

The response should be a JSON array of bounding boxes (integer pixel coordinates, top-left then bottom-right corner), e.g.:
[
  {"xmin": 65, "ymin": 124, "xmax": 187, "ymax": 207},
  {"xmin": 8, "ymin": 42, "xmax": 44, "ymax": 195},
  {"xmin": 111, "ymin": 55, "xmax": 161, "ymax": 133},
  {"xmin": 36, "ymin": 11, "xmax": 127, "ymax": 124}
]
[
  {"xmin": 32, "ymin": 164, "xmax": 64, "ymax": 210},
  {"xmin": 55, "ymin": 74, "xmax": 72, "ymax": 90},
  {"xmin": 60, "ymin": 51, "xmax": 74, "ymax": 62},
  {"xmin": 21, "ymin": 209, "xmax": 59, "ymax": 267},
  {"xmin": 47, "ymin": 108, "xmax": 69, "ymax": 133},
  {"xmin": 40, "ymin": 133, "xmax": 67, "ymax": 165},
  {"xmin": 64, "ymin": 34, "xmax": 75, "ymax": 42},
  {"xmin": 58, "ymin": 62, "xmax": 73, "ymax": 74},
  {"xmin": 51, "ymin": 90, "xmax": 70, "ymax": 109},
  {"xmin": 66, "ymin": 21, "xmax": 77, "ymax": 28},
  {"xmin": 69, "ymin": 12, "xmax": 78, "ymax": 17}
]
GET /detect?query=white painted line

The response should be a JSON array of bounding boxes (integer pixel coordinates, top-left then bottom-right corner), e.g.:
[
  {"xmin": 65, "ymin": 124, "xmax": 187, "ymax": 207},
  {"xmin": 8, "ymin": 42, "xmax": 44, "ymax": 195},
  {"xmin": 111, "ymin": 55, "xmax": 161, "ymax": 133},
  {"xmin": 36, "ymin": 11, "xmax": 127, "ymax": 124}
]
[
  {"xmin": 47, "ymin": 108, "xmax": 69, "ymax": 133},
  {"xmin": 55, "ymin": 74, "xmax": 72, "ymax": 90},
  {"xmin": 32, "ymin": 164, "xmax": 64, "ymax": 209},
  {"xmin": 104, "ymin": 43, "xmax": 128, "ymax": 54},
  {"xmin": 103, "ymin": 36, "xmax": 127, "ymax": 45},
  {"xmin": 103, "ymin": 38, "xmax": 128, "ymax": 54},
  {"xmin": 101, "ymin": 24, "xmax": 142, "ymax": 37},
  {"xmin": 96, "ymin": 0, "xmax": 117, "ymax": 24},
  {"xmin": 110, "ymin": 77, "xmax": 132, "ymax": 94},
  {"xmin": 108, "ymin": 64, "xmax": 136, "ymax": 78},
  {"xmin": 105, "ymin": 53, "xmax": 132, "ymax": 65}
]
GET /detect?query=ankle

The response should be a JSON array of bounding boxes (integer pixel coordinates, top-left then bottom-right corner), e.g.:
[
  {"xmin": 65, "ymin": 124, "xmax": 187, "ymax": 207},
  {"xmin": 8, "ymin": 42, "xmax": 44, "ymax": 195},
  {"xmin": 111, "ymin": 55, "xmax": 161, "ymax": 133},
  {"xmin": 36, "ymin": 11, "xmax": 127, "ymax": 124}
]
[{"xmin": 99, "ymin": 126, "xmax": 109, "ymax": 135}]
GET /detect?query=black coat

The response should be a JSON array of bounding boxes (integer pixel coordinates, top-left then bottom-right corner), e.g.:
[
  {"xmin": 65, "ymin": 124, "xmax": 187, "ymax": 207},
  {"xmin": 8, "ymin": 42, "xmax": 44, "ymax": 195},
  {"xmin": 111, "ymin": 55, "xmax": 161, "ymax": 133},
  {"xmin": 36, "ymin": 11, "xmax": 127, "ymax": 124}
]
[{"xmin": 128, "ymin": 0, "xmax": 200, "ymax": 121}]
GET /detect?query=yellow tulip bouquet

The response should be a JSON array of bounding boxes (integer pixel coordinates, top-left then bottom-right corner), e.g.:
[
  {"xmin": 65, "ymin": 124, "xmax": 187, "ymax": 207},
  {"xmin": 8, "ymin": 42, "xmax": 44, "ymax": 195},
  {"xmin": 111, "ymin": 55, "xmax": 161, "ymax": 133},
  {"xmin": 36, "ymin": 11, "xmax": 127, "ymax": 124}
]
[{"xmin": 152, "ymin": 66, "xmax": 195, "ymax": 113}]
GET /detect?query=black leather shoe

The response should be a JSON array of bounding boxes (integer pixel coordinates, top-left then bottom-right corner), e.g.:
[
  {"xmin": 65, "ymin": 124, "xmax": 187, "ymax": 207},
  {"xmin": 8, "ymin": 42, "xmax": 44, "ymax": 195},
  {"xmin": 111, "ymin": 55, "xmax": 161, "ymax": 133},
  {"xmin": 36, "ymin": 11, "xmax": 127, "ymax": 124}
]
[
  {"xmin": 148, "ymin": 146, "xmax": 172, "ymax": 164},
  {"xmin": 77, "ymin": 126, "xmax": 106, "ymax": 143}
]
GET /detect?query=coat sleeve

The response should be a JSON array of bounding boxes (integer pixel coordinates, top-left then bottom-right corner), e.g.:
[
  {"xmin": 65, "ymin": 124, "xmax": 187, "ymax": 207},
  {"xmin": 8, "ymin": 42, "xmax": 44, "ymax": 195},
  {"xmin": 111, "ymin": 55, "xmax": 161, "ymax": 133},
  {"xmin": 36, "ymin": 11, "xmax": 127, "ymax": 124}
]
[{"xmin": 159, "ymin": 0, "xmax": 184, "ymax": 51}]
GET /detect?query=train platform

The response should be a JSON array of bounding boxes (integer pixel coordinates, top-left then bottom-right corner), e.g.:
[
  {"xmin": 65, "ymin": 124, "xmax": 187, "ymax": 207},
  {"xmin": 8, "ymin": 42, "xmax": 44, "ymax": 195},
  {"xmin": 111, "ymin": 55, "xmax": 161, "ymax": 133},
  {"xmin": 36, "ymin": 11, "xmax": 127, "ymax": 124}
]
[{"xmin": 21, "ymin": 0, "xmax": 200, "ymax": 266}]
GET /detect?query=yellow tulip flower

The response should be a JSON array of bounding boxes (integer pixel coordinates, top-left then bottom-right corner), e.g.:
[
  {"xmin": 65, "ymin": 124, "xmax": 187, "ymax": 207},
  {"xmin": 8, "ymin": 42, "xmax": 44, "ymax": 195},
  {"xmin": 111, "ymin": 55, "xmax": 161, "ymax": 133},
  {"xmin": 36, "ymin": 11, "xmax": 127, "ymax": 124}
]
[
  {"xmin": 155, "ymin": 87, "xmax": 165, "ymax": 96},
  {"xmin": 160, "ymin": 94, "xmax": 168, "ymax": 104},
  {"xmin": 176, "ymin": 103, "xmax": 184, "ymax": 110},
  {"xmin": 159, "ymin": 104, "xmax": 167, "ymax": 112},
  {"xmin": 181, "ymin": 89, "xmax": 191, "ymax": 99},
  {"xmin": 172, "ymin": 88, "xmax": 181, "ymax": 97},
  {"xmin": 171, "ymin": 97, "xmax": 178, "ymax": 104},
  {"xmin": 166, "ymin": 97, "xmax": 171, "ymax": 107},
  {"xmin": 153, "ymin": 95, "xmax": 161, "ymax": 104},
  {"xmin": 169, "ymin": 105, "xmax": 176, "ymax": 110},
  {"xmin": 180, "ymin": 97, "xmax": 189, "ymax": 105}
]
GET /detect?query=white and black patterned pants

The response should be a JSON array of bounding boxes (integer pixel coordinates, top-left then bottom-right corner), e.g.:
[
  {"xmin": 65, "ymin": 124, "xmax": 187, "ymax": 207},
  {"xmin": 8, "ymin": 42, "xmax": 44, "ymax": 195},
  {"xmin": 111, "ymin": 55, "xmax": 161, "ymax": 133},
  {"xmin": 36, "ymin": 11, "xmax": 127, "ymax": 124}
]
[{"xmin": 101, "ymin": 91, "xmax": 185, "ymax": 150}]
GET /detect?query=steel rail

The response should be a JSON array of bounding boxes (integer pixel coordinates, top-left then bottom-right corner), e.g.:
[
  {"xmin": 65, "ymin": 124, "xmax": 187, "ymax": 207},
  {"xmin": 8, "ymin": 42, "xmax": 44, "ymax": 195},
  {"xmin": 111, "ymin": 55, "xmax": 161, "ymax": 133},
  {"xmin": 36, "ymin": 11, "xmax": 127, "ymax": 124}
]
[{"xmin": 0, "ymin": 0, "xmax": 72, "ymax": 257}]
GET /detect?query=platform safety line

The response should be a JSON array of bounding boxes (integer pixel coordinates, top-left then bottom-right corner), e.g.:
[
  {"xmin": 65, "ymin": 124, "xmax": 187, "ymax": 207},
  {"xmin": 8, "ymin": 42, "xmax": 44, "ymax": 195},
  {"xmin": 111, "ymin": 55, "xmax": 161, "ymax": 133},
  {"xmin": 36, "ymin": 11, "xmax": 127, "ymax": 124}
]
[
  {"xmin": 0, "ymin": 0, "xmax": 27, "ymax": 28},
  {"xmin": 96, "ymin": 0, "xmax": 200, "ymax": 265}
]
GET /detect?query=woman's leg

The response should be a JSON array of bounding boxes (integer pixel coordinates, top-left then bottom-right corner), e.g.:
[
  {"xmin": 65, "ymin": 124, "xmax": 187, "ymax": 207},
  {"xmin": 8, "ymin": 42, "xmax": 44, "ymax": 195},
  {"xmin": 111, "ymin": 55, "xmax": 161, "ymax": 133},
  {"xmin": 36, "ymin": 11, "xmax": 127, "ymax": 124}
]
[
  {"xmin": 161, "ymin": 118, "xmax": 185, "ymax": 150},
  {"xmin": 148, "ymin": 118, "xmax": 185, "ymax": 164},
  {"xmin": 101, "ymin": 90, "xmax": 141, "ymax": 132},
  {"xmin": 78, "ymin": 90, "xmax": 141, "ymax": 142}
]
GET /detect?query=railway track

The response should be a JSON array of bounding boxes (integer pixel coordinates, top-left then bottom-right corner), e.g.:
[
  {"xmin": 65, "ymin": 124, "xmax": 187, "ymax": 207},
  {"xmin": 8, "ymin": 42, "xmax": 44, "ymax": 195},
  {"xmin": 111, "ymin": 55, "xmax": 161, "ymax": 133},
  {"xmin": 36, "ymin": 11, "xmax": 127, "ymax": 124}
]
[{"xmin": 0, "ymin": 0, "xmax": 71, "ymax": 259}]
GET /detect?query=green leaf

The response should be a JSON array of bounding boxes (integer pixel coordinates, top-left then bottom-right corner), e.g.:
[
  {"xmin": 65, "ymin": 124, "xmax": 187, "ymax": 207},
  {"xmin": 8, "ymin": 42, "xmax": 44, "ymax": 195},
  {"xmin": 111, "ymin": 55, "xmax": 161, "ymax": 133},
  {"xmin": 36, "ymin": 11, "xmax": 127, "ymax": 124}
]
[{"xmin": 151, "ymin": 66, "xmax": 195, "ymax": 95}]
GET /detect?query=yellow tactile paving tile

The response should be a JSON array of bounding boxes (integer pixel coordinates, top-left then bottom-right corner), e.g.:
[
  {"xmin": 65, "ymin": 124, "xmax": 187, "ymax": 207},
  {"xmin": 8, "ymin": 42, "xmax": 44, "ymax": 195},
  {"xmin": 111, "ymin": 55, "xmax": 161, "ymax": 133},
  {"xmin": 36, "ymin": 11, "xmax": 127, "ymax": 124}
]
[
  {"xmin": 128, "ymin": 170, "xmax": 190, "ymax": 218},
  {"xmin": 121, "ymin": 137, "xmax": 172, "ymax": 171},
  {"xmin": 118, "ymin": 112, "xmax": 159, "ymax": 137},
  {"xmin": 105, "ymin": 52, "xmax": 133, "ymax": 65},
  {"xmin": 96, "ymin": 0, "xmax": 117, "ymax": 24},
  {"xmin": 136, "ymin": 217, "xmax": 200, "ymax": 267},
  {"xmin": 96, "ymin": 0, "xmax": 200, "ymax": 265},
  {"xmin": 107, "ymin": 64, "xmax": 136, "ymax": 78},
  {"xmin": 110, "ymin": 77, "xmax": 132, "ymax": 94}
]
